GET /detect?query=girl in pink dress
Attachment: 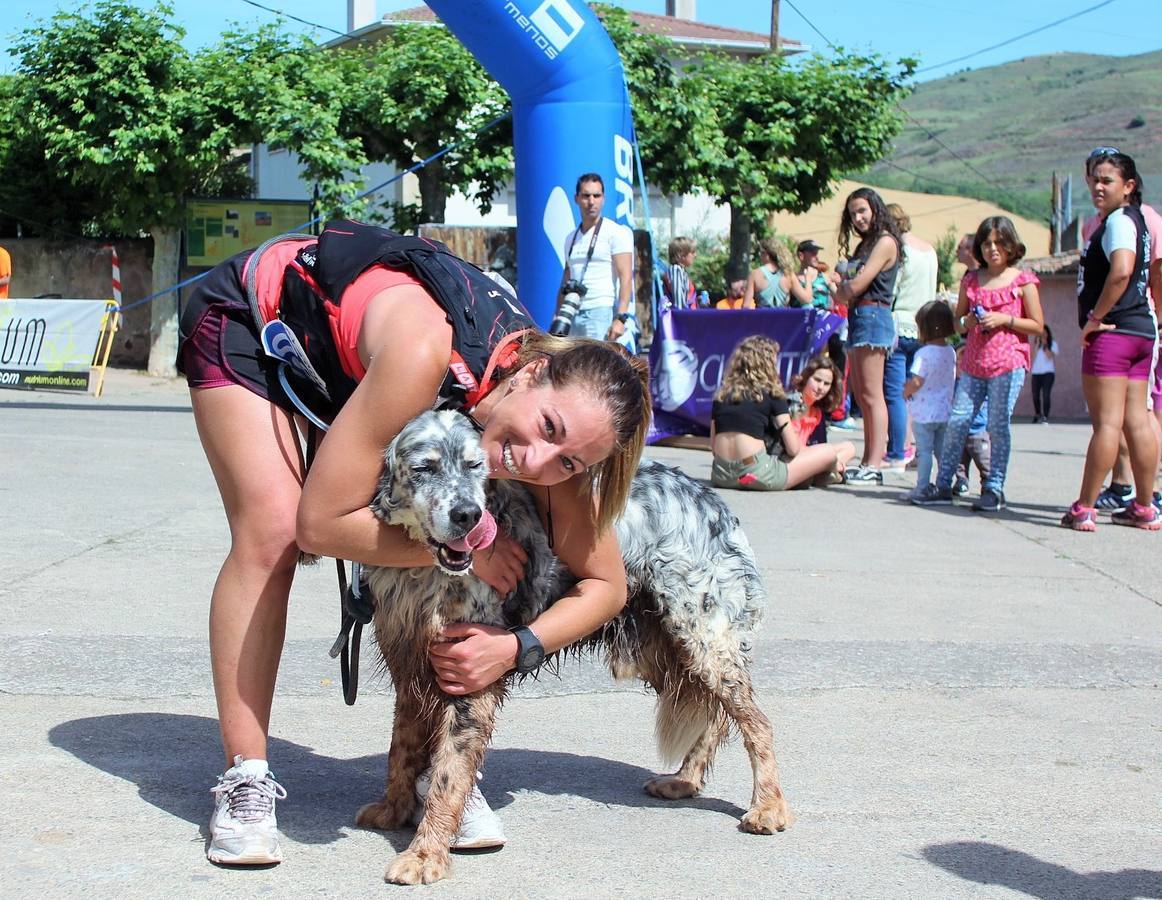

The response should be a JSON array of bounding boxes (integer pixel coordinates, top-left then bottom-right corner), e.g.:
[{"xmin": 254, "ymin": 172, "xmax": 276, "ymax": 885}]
[{"xmin": 912, "ymin": 216, "xmax": 1044, "ymax": 511}]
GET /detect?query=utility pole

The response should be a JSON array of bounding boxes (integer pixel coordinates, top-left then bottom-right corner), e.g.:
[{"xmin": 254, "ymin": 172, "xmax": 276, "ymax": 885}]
[{"xmin": 770, "ymin": 0, "xmax": 781, "ymax": 52}]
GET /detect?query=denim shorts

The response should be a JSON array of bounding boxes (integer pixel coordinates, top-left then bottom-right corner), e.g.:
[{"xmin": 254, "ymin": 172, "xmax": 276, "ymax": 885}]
[{"xmin": 846, "ymin": 303, "xmax": 896, "ymax": 350}]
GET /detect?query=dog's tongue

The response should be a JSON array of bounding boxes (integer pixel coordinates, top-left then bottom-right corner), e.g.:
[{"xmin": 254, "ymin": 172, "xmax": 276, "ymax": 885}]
[{"xmin": 444, "ymin": 509, "xmax": 497, "ymax": 553}]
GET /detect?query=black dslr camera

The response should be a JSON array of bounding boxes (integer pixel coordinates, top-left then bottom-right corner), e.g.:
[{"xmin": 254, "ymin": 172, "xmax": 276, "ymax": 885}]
[{"xmin": 550, "ymin": 279, "xmax": 588, "ymax": 336}]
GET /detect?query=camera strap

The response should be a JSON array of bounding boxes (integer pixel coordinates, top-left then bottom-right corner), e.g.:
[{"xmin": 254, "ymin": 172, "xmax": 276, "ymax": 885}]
[{"xmin": 565, "ymin": 217, "xmax": 603, "ymax": 286}]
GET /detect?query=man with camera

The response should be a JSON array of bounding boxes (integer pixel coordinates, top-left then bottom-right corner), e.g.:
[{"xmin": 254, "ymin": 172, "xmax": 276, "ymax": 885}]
[{"xmin": 553, "ymin": 173, "xmax": 634, "ymax": 341}]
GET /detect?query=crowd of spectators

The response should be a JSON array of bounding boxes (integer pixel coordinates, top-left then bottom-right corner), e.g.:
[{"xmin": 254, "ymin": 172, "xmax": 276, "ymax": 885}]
[{"xmin": 701, "ymin": 147, "xmax": 1162, "ymax": 532}]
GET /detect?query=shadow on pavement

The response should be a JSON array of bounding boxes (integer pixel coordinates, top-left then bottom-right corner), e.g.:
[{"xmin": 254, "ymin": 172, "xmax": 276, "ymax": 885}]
[
  {"xmin": 923, "ymin": 841, "xmax": 1162, "ymax": 900},
  {"xmin": 49, "ymin": 713, "xmax": 747, "ymax": 846}
]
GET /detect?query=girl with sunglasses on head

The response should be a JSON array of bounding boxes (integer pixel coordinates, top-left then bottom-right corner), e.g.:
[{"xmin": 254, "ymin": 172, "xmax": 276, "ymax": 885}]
[
  {"xmin": 1080, "ymin": 147, "xmax": 1162, "ymax": 516},
  {"xmin": 1062, "ymin": 149, "xmax": 1160, "ymax": 531}
]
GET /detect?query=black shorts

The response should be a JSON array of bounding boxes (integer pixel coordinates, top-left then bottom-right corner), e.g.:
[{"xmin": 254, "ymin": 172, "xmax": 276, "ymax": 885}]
[{"xmin": 177, "ymin": 252, "xmax": 295, "ymax": 413}]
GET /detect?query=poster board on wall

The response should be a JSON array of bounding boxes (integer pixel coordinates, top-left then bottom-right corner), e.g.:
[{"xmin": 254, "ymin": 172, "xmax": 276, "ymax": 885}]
[
  {"xmin": 0, "ymin": 298, "xmax": 114, "ymax": 393},
  {"xmin": 185, "ymin": 199, "xmax": 312, "ymax": 267}
]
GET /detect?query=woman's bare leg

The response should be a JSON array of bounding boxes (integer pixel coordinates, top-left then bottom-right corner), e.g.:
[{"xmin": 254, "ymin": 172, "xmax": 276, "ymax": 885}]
[
  {"xmin": 1079, "ymin": 375, "xmax": 1128, "ymax": 507},
  {"xmin": 191, "ymin": 385, "xmax": 306, "ymax": 767},
  {"xmin": 784, "ymin": 443, "xmax": 855, "ymax": 489},
  {"xmin": 851, "ymin": 347, "xmax": 888, "ymax": 465},
  {"xmin": 1123, "ymin": 379, "xmax": 1159, "ymax": 505}
]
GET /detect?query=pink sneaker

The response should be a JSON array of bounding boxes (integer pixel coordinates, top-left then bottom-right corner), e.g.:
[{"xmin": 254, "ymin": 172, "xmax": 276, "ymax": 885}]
[
  {"xmin": 1111, "ymin": 500, "xmax": 1162, "ymax": 531},
  {"xmin": 1060, "ymin": 502, "xmax": 1097, "ymax": 532}
]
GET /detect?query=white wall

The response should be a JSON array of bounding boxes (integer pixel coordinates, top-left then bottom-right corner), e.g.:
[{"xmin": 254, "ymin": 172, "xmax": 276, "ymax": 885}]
[{"xmin": 251, "ymin": 144, "xmax": 732, "ymax": 243}]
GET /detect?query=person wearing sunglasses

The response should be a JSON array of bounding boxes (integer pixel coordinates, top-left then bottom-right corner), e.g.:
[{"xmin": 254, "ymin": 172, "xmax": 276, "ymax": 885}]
[
  {"xmin": 1062, "ymin": 149, "xmax": 1160, "ymax": 531},
  {"xmin": 1077, "ymin": 148, "xmax": 1162, "ymax": 519}
]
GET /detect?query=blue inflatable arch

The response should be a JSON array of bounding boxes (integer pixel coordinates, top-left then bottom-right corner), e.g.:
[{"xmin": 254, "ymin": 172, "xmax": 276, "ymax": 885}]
[{"xmin": 424, "ymin": 0, "xmax": 636, "ymax": 327}]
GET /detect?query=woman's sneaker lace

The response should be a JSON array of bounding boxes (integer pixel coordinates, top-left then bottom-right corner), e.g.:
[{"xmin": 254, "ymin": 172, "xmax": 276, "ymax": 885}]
[{"xmin": 207, "ymin": 756, "xmax": 287, "ymax": 865}]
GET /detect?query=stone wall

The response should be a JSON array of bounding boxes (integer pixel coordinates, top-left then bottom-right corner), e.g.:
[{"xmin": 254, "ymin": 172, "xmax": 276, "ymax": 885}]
[{"xmin": 2, "ymin": 238, "xmax": 154, "ymax": 368}]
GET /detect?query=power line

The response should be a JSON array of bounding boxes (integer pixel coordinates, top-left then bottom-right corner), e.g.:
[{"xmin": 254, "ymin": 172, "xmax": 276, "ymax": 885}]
[
  {"xmin": 237, "ymin": 0, "xmax": 346, "ymax": 37},
  {"xmin": 874, "ymin": 160, "xmax": 978, "ymax": 192},
  {"xmin": 914, "ymin": 0, "xmax": 1116, "ymax": 75},
  {"xmin": 781, "ymin": 0, "xmax": 1017, "ymax": 199}
]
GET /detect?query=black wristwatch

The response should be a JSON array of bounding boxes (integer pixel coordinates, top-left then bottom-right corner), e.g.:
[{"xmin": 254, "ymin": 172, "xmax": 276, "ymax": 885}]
[
  {"xmin": 615, "ymin": 311, "xmax": 635, "ymax": 324},
  {"xmin": 510, "ymin": 625, "xmax": 545, "ymax": 674}
]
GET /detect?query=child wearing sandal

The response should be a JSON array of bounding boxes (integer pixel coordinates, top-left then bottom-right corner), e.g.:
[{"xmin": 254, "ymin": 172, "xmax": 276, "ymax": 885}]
[
  {"xmin": 711, "ymin": 337, "xmax": 855, "ymax": 491},
  {"xmin": 912, "ymin": 216, "xmax": 1044, "ymax": 511},
  {"xmin": 903, "ymin": 301, "xmax": 957, "ymax": 499}
]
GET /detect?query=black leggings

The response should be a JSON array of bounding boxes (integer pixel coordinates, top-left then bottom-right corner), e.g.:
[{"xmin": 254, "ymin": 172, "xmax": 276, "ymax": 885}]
[{"xmin": 1031, "ymin": 372, "xmax": 1055, "ymax": 419}]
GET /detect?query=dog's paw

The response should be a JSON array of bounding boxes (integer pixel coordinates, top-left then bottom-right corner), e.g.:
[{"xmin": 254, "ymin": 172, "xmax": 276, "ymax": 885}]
[
  {"xmin": 355, "ymin": 797, "xmax": 411, "ymax": 831},
  {"xmin": 385, "ymin": 848, "xmax": 450, "ymax": 885},
  {"xmin": 643, "ymin": 774, "xmax": 700, "ymax": 800},
  {"xmin": 740, "ymin": 799, "xmax": 793, "ymax": 834}
]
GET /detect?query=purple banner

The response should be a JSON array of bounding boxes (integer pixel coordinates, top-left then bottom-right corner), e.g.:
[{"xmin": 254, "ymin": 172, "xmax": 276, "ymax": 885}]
[{"xmin": 648, "ymin": 307, "xmax": 844, "ymax": 443}]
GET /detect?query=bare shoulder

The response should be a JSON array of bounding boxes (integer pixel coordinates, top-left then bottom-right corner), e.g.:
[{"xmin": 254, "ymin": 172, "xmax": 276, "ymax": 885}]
[{"xmin": 360, "ymin": 286, "xmax": 452, "ymax": 366}]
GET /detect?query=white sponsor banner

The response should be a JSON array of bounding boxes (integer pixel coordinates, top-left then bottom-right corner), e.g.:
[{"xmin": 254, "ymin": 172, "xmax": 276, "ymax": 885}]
[{"xmin": 0, "ymin": 299, "xmax": 109, "ymax": 392}]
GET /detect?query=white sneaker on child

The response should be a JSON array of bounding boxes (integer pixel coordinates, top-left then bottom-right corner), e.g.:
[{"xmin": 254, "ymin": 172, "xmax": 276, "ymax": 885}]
[
  {"xmin": 207, "ymin": 755, "xmax": 287, "ymax": 865},
  {"xmin": 412, "ymin": 768, "xmax": 506, "ymax": 849}
]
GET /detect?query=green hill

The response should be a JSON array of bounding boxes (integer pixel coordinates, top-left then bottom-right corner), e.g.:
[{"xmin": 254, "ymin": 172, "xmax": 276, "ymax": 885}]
[{"xmin": 860, "ymin": 50, "xmax": 1162, "ymax": 225}]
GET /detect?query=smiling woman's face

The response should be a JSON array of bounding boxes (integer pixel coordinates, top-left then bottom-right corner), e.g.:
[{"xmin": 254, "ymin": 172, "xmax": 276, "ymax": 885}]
[
  {"xmin": 847, "ymin": 197, "xmax": 873, "ymax": 235},
  {"xmin": 802, "ymin": 367, "xmax": 834, "ymax": 406},
  {"xmin": 478, "ymin": 374, "xmax": 616, "ymax": 486}
]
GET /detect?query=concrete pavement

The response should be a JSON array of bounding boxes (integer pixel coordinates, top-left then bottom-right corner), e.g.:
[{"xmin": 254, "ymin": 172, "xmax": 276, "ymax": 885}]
[{"xmin": 2, "ymin": 369, "xmax": 1160, "ymax": 899}]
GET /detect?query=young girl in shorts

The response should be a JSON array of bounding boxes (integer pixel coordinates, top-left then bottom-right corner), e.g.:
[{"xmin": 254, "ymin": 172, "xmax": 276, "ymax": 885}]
[
  {"xmin": 903, "ymin": 301, "xmax": 957, "ymax": 499},
  {"xmin": 912, "ymin": 216, "xmax": 1044, "ymax": 511},
  {"xmin": 1062, "ymin": 149, "xmax": 1160, "ymax": 531},
  {"xmin": 710, "ymin": 337, "xmax": 855, "ymax": 491},
  {"xmin": 834, "ymin": 187, "xmax": 902, "ymax": 483}
]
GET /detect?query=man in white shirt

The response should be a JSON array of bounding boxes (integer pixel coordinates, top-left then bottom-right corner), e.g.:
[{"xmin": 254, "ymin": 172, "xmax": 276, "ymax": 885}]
[{"xmin": 557, "ymin": 173, "xmax": 635, "ymax": 341}]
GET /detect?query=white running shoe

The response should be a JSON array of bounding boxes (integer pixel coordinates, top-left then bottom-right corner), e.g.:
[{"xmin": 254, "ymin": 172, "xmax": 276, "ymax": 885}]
[
  {"xmin": 207, "ymin": 755, "xmax": 287, "ymax": 865},
  {"xmin": 412, "ymin": 768, "xmax": 506, "ymax": 849}
]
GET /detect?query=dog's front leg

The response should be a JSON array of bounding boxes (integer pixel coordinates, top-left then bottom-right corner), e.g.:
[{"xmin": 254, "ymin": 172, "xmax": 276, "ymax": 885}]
[
  {"xmin": 356, "ymin": 680, "xmax": 430, "ymax": 831},
  {"xmin": 385, "ymin": 686, "xmax": 503, "ymax": 886}
]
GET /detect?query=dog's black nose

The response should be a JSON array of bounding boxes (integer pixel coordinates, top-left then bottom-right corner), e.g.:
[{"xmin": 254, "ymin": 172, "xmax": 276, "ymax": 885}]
[{"xmin": 450, "ymin": 502, "xmax": 482, "ymax": 530}]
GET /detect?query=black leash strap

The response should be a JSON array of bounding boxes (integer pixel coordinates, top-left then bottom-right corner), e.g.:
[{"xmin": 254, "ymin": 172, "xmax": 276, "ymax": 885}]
[
  {"xmin": 327, "ymin": 559, "xmax": 374, "ymax": 706},
  {"xmin": 302, "ymin": 423, "xmax": 377, "ymax": 706}
]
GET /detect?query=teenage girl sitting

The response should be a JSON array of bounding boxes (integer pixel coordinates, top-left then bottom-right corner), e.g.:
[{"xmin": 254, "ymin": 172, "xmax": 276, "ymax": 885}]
[{"xmin": 710, "ymin": 337, "xmax": 855, "ymax": 491}]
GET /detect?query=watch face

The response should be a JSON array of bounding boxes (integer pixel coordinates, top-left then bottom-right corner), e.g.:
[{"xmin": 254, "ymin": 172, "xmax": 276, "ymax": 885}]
[{"xmin": 519, "ymin": 645, "xmax": 544, "ymax": 671}]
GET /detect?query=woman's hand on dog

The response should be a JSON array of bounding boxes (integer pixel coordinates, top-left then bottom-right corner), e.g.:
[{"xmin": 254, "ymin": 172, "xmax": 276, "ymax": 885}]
[
  {"xmin": 429, "ymin": 623, "xmax": 519, "ymax": 694},
  {"xmin": 470, "ymin": 529, "xmax": 528, "ymax": 596}
]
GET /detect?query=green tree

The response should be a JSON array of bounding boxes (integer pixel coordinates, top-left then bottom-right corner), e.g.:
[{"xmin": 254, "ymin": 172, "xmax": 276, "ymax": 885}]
[
  {"xmin": 7, "ymin": 3, "xmax": 366, "ymax": 374},
  {"xmin": 934, "ymin": 225, "xmax": 960, "ymax": 292},
  {"xmin": 195, "ymin": 26, "xmax": 369, "ymax": 220},
  {"xmin": 596, "ymin": 5, "xmax": 707, "ymax": 199},
  {"xmin": 679, "ymin": 52, "xmax": 916, "ymax": 280},
  {"xmin": 346, "ymin": 25, "xmax": 513, "ymax": 225},
  {"xmin": 11, "ymin": 2, "xmax": 246, "ymax": 373}
]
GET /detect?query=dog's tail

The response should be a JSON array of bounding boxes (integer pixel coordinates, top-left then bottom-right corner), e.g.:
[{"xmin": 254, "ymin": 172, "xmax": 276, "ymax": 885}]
[{"xmin": 654, "ymin": 687, "xmax": 726, "ymax": 767}]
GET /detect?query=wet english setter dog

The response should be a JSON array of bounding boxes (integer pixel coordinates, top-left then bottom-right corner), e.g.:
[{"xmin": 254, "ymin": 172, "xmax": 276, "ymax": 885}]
[{"xmin": 356, "ymin": 410, "xmax": 790, "ymax": 885}]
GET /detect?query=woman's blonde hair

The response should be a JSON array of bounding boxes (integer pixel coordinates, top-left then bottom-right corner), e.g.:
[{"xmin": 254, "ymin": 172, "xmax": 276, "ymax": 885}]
[
  {"xmin": 759, "ymin": 237, "xmax": 795, "ymax": 274},
  {"xmin": 715, "ymin": 335, "xmax": 784, "ymax": 404},
  {"xmin": 499, "ymin": 333, "xmax": 651, "ymax": 533}
]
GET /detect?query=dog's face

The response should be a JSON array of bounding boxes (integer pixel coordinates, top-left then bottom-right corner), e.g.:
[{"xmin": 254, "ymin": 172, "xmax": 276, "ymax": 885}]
[{"xmin": 372, "ymin": 410, "xmax": 491, "ymax": 574}]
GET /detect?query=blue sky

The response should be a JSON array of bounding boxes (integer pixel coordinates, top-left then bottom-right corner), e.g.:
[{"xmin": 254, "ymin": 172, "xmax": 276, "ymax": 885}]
[{"xmin": 2, "ymin": 0, "xmax": 1159, "ymax": 80}]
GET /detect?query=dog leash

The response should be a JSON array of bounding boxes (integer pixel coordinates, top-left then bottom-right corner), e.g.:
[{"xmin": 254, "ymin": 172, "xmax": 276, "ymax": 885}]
[
  {"xmin": 327, "ymin": 557, "xmax": 374, "ymax": 706},
  {"xmin": 287, "ymin": 386, "xmax": 373, "ymax": 707}
]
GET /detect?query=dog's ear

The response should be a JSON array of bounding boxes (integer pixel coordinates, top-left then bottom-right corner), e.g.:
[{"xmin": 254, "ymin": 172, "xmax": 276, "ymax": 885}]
[{"xmin": 370, "ymin": 440, "xmax": 401, "ymax": 522}]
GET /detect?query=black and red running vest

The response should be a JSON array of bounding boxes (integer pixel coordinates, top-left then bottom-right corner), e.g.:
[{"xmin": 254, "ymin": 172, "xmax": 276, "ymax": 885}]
[{"xmin": 266, "ymin": 220, "xmax": 534, "ymax": 420}]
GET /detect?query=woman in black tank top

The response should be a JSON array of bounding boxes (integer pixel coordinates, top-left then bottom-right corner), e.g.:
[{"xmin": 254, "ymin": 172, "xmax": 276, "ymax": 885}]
[{"xmin": 833, "ymin": 187, "xmax": 903, "ymax": 483}]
